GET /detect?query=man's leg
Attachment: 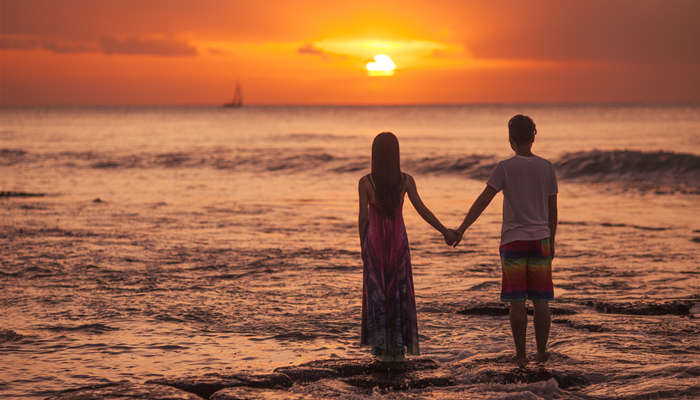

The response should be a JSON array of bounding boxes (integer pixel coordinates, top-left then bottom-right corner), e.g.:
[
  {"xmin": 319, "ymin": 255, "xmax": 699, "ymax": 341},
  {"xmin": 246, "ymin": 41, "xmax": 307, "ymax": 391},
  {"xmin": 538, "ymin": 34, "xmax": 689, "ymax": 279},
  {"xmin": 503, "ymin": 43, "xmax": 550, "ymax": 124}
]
[
  {"xmin": 533, "ymin": 300, "xmax": 550, "ymax": 362},
  {"xmin": 509, "ymin": 300, "xmax": 527, "ymax": 366},
  {"xmin": 500, "ymin": 241, "xmax": 529, "ymax": 367},
  {"xmin": 528, "ymin": 238, "xmax": 554, "ymax": 363}
]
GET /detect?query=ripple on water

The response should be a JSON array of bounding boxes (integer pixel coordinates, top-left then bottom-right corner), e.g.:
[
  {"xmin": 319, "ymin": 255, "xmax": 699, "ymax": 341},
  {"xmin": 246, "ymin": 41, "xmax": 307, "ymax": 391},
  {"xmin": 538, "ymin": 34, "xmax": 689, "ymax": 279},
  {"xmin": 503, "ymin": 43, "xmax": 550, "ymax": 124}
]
[
  {"xmin": 42, "ymin": 323, "xmax": 119, "ymax": 334},
  {"xmin": 0, "ymin": 329, "xmax": 24, "ymax": 343}
]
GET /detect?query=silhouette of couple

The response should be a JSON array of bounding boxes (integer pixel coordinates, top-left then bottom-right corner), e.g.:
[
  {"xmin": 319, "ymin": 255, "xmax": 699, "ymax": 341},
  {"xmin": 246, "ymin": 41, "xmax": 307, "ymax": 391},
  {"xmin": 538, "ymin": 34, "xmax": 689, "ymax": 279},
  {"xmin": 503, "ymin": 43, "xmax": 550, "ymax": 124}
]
[{"xmin": 358, "ymin": 115, "xmax": 557, "ymax": 367}]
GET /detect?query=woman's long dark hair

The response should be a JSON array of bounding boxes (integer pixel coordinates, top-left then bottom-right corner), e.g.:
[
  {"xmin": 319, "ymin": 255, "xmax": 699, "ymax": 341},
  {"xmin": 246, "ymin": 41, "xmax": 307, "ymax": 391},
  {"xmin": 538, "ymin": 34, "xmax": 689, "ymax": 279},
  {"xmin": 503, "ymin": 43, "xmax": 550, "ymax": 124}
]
[{"xmin": 371, "ymin": 132, "xmax": 402, "ymax": 217}]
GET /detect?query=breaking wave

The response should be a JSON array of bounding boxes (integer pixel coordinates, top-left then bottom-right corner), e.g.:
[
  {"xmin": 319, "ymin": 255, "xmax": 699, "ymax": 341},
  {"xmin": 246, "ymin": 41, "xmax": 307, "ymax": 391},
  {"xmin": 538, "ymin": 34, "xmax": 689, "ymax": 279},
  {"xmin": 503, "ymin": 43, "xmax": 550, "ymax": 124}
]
[
  {"xmin": 2, "ymin": 148, "xmax": 698, "ymax": 192},
  {"xmin": 555, "ymin": 150, "xmax": 700, "ymax": 191}
]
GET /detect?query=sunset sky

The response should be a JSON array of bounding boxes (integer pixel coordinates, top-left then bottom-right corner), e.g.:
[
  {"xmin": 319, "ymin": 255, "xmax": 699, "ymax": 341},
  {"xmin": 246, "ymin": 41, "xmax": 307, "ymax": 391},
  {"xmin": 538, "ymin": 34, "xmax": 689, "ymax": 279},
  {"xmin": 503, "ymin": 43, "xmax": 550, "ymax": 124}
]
[{"xmin": 1, "ymin": 0, "xmax": 699, "ymax": 105}]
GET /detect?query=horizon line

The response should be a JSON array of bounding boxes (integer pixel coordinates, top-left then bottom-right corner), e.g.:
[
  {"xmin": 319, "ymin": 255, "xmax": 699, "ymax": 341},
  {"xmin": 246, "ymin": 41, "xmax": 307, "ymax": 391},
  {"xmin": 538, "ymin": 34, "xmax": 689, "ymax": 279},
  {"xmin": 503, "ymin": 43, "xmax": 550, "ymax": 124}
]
[{"xmin": 2, "ymin": 101, "xmax": 699, "ymax": 107}]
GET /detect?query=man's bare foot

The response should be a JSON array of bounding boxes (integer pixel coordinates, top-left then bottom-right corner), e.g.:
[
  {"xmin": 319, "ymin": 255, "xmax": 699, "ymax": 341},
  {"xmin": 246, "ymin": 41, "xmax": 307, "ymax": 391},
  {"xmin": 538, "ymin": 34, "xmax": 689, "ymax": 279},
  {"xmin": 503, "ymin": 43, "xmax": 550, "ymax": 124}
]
[
  {"xmin": 514, "ymin": 355, "xmax": 528, "ymax": 368},
  {"xmin": 536, "ymin": 352, "xmax": 549, "ymax": 363}
]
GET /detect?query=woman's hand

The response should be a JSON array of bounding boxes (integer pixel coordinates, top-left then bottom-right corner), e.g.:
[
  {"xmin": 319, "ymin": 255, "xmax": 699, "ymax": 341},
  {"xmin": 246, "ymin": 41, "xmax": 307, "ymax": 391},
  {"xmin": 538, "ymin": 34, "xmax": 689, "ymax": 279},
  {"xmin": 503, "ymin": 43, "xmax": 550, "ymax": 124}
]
[{"xmin": 443, "ymin": 229, "xmax": 462, "ymax": 247}]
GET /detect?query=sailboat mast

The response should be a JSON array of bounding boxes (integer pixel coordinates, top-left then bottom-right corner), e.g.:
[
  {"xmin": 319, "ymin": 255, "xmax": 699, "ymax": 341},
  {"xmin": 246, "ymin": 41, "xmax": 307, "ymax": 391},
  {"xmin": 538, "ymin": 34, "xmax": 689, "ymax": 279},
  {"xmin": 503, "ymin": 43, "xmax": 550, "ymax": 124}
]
[
  {"xmin": 234, "ymin": 82, "xmax": 242, "ymax": 106},
  {"xmin": 223, "ymin": 81, "xmax": 243, "ymax": 107}
]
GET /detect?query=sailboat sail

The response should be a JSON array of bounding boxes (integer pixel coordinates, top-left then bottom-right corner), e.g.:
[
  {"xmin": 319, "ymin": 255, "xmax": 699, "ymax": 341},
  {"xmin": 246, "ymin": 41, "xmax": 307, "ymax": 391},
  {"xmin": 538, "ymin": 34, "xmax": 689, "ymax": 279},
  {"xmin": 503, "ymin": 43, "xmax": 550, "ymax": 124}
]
[{"xmin": 224, "ymin": 82, "xmax": 243, "ymax": 107}]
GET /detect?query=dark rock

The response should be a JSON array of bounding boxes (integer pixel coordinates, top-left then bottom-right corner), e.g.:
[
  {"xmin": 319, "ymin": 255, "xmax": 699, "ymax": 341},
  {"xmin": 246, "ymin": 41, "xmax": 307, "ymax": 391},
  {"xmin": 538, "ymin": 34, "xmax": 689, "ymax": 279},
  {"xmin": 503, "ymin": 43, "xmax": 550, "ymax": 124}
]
[
  {"xmin": 0, "ymin": 328, "xmax": 23, "ymax": 343},
  {"xmin": 584, "ymin": 300, "xmax": 694, "ymax": 315},
  {"xmin": 457, "ymin": 303, "xmax": 577, "ymax": 316},
  {"xmin": 457, "ymin": 304, "xmax": 509, "ymax": 316},
  {"xmin": 275, "ymin": 358, "xmax": 440, "ymax": 384},
  {"xmin": 93, "ymin": 198, "xmax": 103, "ymax": 203},
  {"xmin": 210, "ymin": 387, "xmax": 311, "ymax": 400},
  {"xmin": 147, "ymin": 372, "xmax": 291, "ymax": 399},
  {"xmin": 45, "ymin": 382, "xmax": 202, "ymax": 399},
  {"xmin": 549, "ymin": 307, "xmax": 578, "ymax": 315},
  {"xmin": 552, "ymin": 318, "xmax": 610, "ymax": 332},
  {"xmin": 233, "ymin": 373, "xmax": 292, "ymax": 388},
  {"xmin": 342, "ymin": 368, "xmax": 455, "ymax": 390},
  {"xmin": 551, "ymin": 370, "xmax": 591, "ymax": 389},
  {"xmin": 272, "ymin": 366, "xmax": 337, "ymax": 383},
  {"xmin": 275, "ymin": 358, "xmax": 454, "ymax": 390}
]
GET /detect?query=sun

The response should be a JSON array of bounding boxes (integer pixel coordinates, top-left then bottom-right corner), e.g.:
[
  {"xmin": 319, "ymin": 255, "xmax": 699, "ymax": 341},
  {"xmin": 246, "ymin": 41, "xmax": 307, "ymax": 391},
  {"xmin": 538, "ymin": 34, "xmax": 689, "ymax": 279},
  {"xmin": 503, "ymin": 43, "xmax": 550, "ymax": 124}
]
[{"xmin": 366, "ymin": 54, "xmax": 396, "ymax": 77}]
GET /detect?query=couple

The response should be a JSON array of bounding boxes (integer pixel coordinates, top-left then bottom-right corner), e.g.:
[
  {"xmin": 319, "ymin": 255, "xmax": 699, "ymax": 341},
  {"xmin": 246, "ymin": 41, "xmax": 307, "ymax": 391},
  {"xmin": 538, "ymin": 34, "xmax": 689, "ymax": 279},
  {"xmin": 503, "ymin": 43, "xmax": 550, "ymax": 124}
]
[{"xmin": 358, "ymin": 115, "xmax": 558, "ymax": 367}]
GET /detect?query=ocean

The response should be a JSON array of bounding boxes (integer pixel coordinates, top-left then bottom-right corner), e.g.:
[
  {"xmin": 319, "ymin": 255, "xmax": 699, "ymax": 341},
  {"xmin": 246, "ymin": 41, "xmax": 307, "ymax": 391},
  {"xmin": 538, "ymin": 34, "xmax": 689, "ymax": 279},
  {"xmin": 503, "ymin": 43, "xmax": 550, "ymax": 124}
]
[{"xmin": 1, "ymin": 105, "xmax": 699, "ymax": 399}]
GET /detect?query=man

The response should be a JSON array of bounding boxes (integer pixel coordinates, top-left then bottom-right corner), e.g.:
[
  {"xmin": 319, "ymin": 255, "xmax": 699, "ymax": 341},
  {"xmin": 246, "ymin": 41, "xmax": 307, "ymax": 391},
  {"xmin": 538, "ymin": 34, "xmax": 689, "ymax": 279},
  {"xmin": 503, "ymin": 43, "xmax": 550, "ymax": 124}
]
[{"xmin": 452, "ymin": 114, "xmax": 558, "ymax": 367}]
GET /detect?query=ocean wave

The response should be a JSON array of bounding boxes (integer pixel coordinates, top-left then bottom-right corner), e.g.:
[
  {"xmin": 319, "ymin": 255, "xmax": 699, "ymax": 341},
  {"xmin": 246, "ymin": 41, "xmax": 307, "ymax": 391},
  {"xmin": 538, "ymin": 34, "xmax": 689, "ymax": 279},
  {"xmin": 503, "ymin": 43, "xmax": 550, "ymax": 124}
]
[
  {"xmin": 43, "ymin": 323, "xmax": 119, "ymax": 334},
  {"xmin": 555, "ymin": 150, "xmax": 700, "ymax": 192},
  {"xmin": 404, "ymin": 154, "xmax": 496, "ymax": 179},
  {"xmin": 560, "ymin": 220, "xmax": 671, "ymax": 231},
  {"xmin": 0, "ymin": 191, "xmax": 45, "ymax": 197},
  {"xmin": 3, "ymin": 148, "xmax": 698, "ymax": 192},
  {"xmin": 0, "ymin": 148, "xmax": 27, "ymax": 166},
  {"xmin": 556, "ymin": 150, "xmax": 700, "ymax": 177},
  {"xmin": 0, "ymin": 227, "xmax": 99, "ymax": 239},
  {"xmin": 270, "ymin": 133, "xmax": 361, "ymax": 142}
]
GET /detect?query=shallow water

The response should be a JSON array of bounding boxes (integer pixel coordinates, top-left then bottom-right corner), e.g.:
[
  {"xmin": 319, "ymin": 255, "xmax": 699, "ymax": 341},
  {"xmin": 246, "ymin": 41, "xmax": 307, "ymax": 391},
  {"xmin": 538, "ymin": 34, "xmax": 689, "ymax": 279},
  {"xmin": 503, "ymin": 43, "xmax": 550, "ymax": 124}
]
[{"xmin": 1, "ymin": 105, "xmax": 699, "ymax": 399}]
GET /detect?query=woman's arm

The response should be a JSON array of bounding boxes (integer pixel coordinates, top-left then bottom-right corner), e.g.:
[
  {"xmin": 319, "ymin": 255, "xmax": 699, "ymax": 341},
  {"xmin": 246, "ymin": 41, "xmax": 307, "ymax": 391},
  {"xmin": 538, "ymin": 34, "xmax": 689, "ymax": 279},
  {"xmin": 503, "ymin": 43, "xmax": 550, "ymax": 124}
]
[
  {"xmin": 405, "ymin": 174, "xmax": 449, "ymax": 237},
  {"xmin": 455, "ymin": 185, "xmax": 498, "ymax": 245},
  {"xmin": 358, "ymin": 177, "xmax": 369, "ymax": 245}
]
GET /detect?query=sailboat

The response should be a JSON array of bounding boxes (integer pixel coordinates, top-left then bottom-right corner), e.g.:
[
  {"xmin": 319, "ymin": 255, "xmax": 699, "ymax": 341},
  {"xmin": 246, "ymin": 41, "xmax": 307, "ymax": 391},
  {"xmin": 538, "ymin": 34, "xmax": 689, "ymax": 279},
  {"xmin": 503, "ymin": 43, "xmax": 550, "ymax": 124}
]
[{"xmin": 223, "ymin": 82, "xmax": 243, "ymax": 108}]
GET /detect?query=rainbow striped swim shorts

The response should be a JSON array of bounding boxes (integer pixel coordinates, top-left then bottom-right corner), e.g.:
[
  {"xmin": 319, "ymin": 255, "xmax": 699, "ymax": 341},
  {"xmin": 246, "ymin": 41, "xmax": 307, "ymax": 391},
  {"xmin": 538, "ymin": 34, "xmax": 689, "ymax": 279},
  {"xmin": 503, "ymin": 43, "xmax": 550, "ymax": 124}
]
[{"xmin": 499, "ymin": 238, "xmax": 554, "ymax": 301}]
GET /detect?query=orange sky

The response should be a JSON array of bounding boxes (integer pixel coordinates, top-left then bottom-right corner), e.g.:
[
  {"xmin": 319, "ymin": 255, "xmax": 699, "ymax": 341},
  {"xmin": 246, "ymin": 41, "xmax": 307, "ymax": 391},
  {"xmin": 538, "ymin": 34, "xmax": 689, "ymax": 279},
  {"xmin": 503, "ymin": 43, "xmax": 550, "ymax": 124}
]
[{"xmin": 1, "ymin": 0, "xmax": 699, "ymax": 105}]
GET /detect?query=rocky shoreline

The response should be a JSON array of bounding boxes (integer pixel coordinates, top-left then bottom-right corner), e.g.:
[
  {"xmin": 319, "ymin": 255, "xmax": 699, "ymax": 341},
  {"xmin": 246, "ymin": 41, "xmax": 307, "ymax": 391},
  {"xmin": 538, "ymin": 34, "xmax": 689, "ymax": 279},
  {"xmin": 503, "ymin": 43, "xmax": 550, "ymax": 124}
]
[
  {"xmin": 42, "ymin": 298, "xmax": 700, "ymax": 399},
  {"xmin": 46, "ymin": 357, "xmax": 595, "ymax": 400}
]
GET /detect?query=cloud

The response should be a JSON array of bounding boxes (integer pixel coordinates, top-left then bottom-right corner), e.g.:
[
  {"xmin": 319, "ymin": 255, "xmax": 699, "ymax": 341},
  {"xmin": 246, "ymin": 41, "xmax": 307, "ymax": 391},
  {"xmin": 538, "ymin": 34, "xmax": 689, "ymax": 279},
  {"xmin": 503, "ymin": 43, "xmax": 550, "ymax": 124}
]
[
  {"xmin": 0, "ymin": 36, "xmax": 95, "ymax": 53},
  {"xmin": 2, "ymin": 1, "xmax": 698, "ymax": 64},
  {"xmin": 461, "ymin": 1, "xmax": 700, "ymax": 64},
  {"xmin": 296, "ymin": 42, "xmax": 350, "ymax": 61},
  {"xmin": 0, "ymin": 36, "xmax": 37, "ymax": 50},
  {"xmin": 41, "ymin": 40, "xmax": 95, "ymax": 53},
  {"xmin": 208, "ymin": 47, "xmax": 230, "ymax": 55},
  {"xmin": 99, "ymin": 36, "xmax": 197, "ymax": 56},
  {"xmin": 0, "ymin": 34, "xmax": 197, "ymax": 56},
  {"xmin": 297, "ymin": 42, "xmax": 325, "ymax": 55}
]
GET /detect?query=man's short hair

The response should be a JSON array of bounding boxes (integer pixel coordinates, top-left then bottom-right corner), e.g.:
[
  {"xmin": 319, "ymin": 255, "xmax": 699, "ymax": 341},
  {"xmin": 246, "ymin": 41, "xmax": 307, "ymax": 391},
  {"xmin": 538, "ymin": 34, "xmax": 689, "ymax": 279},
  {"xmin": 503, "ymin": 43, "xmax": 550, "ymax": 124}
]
[{"xmin": 508, "ymin": 114, "xmax": 537, "ymax": 145}]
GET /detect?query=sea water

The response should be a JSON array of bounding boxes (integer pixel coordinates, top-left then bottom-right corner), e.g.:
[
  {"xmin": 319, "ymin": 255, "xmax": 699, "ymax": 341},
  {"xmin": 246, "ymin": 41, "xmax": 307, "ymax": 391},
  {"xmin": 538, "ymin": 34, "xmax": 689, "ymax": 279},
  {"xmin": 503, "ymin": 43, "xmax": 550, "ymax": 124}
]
[{"xmin": 1, "ymin": 105, "xmax": 699, "ymax": 399}]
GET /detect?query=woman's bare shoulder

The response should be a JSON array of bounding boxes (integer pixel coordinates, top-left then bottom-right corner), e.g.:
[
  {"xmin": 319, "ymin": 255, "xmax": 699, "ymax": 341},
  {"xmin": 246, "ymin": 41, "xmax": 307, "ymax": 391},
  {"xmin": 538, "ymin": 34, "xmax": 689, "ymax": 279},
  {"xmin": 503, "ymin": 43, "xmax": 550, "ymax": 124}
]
[{"xmin": 358, "ymin": 174, "xmax": 371, "ymax": 188}]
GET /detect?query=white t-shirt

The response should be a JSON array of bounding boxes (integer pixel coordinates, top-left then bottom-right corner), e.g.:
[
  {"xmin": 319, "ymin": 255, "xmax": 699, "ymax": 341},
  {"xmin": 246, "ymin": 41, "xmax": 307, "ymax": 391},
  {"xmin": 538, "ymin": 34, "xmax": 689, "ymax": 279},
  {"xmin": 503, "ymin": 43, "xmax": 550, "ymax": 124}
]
[{"xmin": 487, "ymin": 155, "xmax": 558, "ymax": 245}]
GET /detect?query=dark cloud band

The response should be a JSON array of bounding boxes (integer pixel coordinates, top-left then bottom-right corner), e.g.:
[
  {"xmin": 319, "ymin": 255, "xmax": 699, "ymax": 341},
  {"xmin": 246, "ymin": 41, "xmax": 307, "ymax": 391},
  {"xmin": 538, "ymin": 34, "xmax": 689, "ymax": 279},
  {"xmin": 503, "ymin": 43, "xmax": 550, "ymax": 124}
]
[{"xmin": 0, "ymin": 35, "xmax": 197, "ymax": 57}]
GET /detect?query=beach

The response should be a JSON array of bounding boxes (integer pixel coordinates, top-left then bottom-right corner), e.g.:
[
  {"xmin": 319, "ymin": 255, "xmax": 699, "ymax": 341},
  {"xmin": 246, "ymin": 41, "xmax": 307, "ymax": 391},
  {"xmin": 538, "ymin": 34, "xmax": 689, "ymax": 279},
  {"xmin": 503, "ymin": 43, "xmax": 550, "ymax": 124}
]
[{"xmin": 1, "ymin": 105, "xmax": 699, "ymax": 399}]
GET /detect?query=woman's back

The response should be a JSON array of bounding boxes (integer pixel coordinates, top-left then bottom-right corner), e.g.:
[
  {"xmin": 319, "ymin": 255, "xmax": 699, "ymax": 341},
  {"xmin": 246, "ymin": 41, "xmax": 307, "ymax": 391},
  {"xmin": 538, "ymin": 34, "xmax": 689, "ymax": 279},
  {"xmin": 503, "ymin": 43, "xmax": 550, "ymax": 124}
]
[
  {"xmin": 364, "ymin": 172, "xmax": 407, "ymax": 218},
  {"xmin": 360, "ymin": 172, "xmax": 418, "ymax": 359},
  {"xmin": 358, "ymin": 132, "xmax": 452, "ymax": 361}
]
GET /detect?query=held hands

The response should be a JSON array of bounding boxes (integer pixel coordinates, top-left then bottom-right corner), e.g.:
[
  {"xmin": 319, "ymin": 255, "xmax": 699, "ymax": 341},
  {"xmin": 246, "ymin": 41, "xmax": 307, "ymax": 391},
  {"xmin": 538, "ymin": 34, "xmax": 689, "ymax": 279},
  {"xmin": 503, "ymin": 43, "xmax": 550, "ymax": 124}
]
[{"xmin": 443, "ymin": 229, "xmax": 463, "ymax": 247}]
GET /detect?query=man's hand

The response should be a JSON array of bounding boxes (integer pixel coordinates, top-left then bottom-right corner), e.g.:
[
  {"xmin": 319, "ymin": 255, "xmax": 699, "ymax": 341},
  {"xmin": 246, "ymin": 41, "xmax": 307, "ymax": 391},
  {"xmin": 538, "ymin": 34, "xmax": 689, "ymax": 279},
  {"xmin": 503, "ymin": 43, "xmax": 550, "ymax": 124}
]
[{"xmin": 443, "ymin": 229, "xmax": 463, "ymax": 247}]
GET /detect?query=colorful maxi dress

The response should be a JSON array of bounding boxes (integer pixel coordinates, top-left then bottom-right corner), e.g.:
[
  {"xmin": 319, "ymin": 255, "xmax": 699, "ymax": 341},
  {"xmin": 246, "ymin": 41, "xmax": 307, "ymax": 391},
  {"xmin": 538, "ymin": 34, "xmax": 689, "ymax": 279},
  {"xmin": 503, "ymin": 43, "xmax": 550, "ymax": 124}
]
[{"xmin": 361, "ymin": 186, "xmax": 419, "ymax": 356}]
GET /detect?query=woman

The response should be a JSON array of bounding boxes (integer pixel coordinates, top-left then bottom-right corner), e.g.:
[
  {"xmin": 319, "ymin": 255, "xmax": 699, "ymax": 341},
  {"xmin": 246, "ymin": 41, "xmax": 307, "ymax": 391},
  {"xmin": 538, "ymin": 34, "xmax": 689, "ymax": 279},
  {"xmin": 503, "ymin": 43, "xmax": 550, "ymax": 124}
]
[{"xmin": 358, "ymin": 132, "xmax": 456, "ymax": 361}]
